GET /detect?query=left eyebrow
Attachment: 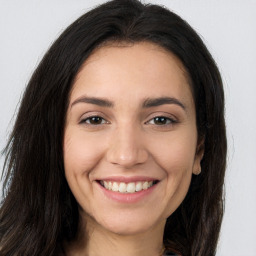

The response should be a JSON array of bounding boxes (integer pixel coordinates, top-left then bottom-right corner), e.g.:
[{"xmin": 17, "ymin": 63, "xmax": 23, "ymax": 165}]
[
  {"xmin": 70, "ymin": 96, "xmax": 114, "ymax": 108},
  {"xmin": 142, "ymin": 97, "xmax": 186, "ymax": 111}
]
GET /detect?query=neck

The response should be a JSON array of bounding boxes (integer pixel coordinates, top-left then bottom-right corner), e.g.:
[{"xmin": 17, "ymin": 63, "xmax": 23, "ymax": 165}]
[{"xmin": 64, "ymin": 214, "xmax": 166, "ymax": 256}]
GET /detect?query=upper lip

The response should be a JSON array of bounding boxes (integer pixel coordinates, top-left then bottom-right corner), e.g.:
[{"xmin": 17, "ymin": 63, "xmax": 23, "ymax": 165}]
[{"xmin": 96, "ymin": 176, "xmax": 159, "ymax": 183}]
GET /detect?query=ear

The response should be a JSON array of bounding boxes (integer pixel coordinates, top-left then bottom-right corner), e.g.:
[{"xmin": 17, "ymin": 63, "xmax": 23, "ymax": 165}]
[{"xmin": 192, "ymin": 137, "xmax": 205, "ymax": 175}]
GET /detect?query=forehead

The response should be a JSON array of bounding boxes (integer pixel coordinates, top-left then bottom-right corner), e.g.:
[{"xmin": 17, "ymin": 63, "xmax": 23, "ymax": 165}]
[{"xmin": 70, "ymin": 42, "xmax": 194, "ymax": 108}]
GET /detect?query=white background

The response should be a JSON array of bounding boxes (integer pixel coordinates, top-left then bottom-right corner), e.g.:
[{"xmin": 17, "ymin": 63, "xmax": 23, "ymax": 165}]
[{"xmin": 0, "ymin": 1, "xmax": 256, "ymax": 255}]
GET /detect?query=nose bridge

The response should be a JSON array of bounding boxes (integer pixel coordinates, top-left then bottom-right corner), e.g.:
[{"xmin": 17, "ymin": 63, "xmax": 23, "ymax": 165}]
[{"xmin": 106, "ymin": 122, "xmax": 148, "ymax": 168}]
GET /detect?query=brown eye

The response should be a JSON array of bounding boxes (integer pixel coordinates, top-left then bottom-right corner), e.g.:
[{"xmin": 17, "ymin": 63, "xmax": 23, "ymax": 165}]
[
  {"xmin": 151, "ymin": 116, "xmax": 172, "ymax": 125},
  {"xmin": 81, "ymin": 116, "xmax": 107, "ymax": 125}
]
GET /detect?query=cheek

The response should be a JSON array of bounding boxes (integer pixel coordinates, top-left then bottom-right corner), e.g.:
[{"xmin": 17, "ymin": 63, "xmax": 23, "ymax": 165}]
[
  {"xmin": 148, "ymin": 132, "xmax": 196, "ymax": 214},
  {"xmin": 159, "ymin": 143, "xmax": 194, "ymax": 192},
  {"xmin": 63, "ymin": 129, "xmax": 104, "ymax": 176},
  {"xmin": 149, "ymin": 132, "xmax": 197, "ymax": 174},
  {"xmin": 63, "ymin": 129, "xmax": 106, "ymax": 211}
]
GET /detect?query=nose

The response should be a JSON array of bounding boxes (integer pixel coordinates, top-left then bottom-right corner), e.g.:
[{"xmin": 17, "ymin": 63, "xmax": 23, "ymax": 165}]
[{"xmin": 106, "ymin": 125, "xmax": 149, "ymax": 168}]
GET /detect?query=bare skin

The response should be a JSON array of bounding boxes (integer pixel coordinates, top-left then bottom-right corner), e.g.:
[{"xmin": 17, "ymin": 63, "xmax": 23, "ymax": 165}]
[{"xmin": 63, "ymin": 42, "xmax": 203, "ymax": 256}]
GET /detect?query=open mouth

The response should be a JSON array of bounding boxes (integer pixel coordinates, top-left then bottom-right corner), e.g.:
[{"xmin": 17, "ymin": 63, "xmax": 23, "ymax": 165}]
[{"xmin": 97, "ymin": 180, "xmax": 158, "ymax": 193}]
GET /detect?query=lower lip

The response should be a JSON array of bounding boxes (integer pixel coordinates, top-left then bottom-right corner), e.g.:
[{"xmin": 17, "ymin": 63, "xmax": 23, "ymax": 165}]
[{"xmin": 96, "ymin": 182, "xmax": 158, "ymax": 203}]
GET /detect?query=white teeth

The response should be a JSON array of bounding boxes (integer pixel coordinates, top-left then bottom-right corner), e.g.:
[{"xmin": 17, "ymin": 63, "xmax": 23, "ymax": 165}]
[
  {"xmin": 103, "ymin": 181, "xmax": 109, "ymax": 189},
  {"xmin": 118, "ymin": 182, "xmax": 127, "ymax": 193},
  {"xmin": 112, "ymin": 182, "xmax": 119, "ymax": 192},
  {"xmin": 135, "ymin": 182, "xmax": 142, "ymax": 192},
  {"xmin": 126, "ymin": 182, "xmax": 136, "ymax": 193},
  {"xmin": 100, "ymin": 180, "xmax": 155, "ymax": 193},
  {"xmin": 142, "ymin": 181, "xmax": 149, "ymax": 190}
]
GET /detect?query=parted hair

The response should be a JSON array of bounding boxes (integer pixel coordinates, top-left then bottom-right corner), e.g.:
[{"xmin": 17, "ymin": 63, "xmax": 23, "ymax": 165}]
[{"xmin": 0, "ymin": 0, "xmax": 226, "ymax": 255}]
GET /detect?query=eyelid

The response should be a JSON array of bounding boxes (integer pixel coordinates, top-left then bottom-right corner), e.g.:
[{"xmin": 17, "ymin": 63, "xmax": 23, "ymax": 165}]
[
  {"xmin": 79, "ymin": 112, "xmax": 110, "ymax": 125},
  {"xmin": 82, "ymin": 117, "xmax": 108, "ymax": 125},
  {"xmin": 147, "ymin": 117, "xmax": 173, "ymax": 125},
  {"xmin": 145, "ymin": 112, "xmax": 178, "ymax": 124}
]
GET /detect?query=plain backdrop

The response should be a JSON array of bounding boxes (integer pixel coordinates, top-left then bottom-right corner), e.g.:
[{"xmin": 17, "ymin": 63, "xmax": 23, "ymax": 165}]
[{"xmin": 0, "ymin": 1, "xmax": 256, "ymax": 255}]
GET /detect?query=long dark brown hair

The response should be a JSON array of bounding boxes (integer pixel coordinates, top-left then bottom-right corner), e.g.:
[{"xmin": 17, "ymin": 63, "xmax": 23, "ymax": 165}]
[{"xmin": 0, "ymin": 1, "xmax": 226, "ymax": 255}]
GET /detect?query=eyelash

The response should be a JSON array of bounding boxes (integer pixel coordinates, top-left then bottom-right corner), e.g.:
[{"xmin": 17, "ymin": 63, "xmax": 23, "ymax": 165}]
[
  {"xmin": 146, "ymin": 116, "xmax": 177, "ymax": 126},
  {"xmin": 80, "ymin": 116, "xmax": 109, "ymax": 125},
  {"xmin": 80, "ymin": 115, "xmax": 177, "ymax": 127}
]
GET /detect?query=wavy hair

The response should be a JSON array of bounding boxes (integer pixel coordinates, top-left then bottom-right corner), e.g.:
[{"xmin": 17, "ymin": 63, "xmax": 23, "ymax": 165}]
[{"xmin": 0, "ymin": 0, "xmax": 226, "ymax": 255}]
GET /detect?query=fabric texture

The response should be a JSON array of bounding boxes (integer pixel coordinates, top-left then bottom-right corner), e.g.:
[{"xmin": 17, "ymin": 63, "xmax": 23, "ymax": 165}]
[{"xmin": 164, "ymin": 251, "xmax": 179, "ymax": 256}]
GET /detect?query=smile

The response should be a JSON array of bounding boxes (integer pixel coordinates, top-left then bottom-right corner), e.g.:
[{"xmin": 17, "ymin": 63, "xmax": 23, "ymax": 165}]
[{"xmin": 99, "ymin": 180, "xmax": 158, "ymax": 193}]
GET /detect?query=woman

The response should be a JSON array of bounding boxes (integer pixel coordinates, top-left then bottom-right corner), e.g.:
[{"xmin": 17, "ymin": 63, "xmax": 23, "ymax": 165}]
[{"xmin": 0, "ymin": 0, "xmax": 227, "ymax": 255}]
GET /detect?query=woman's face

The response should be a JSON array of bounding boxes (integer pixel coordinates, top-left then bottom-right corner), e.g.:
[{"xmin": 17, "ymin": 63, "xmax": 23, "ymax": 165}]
[{"xmin": 64, "ymin": 42, "xmax": 202, "ymax": 235}]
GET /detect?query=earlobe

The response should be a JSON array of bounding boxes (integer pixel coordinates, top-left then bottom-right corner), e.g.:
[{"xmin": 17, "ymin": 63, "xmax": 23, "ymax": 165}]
[
  {"xmin": 193, "ymin": 166, "xmax": 201, "ymax": 175},
  {"xmin": 192, "ymin": 153, "xmax": 203, "ymax": 175},
  {"xmin": 192, "ymin": 137, "xmax": 205, "ymax": 175}
]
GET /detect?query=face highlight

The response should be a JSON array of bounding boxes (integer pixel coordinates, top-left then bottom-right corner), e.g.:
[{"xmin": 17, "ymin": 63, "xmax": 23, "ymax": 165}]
[{"xmin": 63, "ymin": 42, "xmax": 202, "ymax": 236}]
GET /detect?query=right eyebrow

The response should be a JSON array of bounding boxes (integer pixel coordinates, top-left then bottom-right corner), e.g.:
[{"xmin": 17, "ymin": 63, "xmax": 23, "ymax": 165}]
[
  {"xmin": 70, "ymin": 96, "xmax": 114, "ymax": 108},
  {"xmin": 142, "ymin": 97, "xmax": 186, "ymax": 111}
]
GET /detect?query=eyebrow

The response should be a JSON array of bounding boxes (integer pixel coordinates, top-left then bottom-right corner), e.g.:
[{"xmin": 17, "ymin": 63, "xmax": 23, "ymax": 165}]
[
  {"xmin": 71, "ymin": 96, "xmax": 186, "ymax": 111},
  {"xmin": 142, "ymin": 97, "xmax": 186, "ymax": 110},
  {"xmin": 71, "ymin": 96, "xmax": 114, "ymax": 108}
]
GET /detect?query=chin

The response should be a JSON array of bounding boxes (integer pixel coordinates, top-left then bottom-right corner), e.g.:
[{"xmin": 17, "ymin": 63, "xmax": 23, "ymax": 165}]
[
  {"xmin": 94, "ymin": 211, "xmax": 162, "ymax": 236},
  {"xmin": 103, "ymin": 222, "xmax": 154, "ymax": 236}
]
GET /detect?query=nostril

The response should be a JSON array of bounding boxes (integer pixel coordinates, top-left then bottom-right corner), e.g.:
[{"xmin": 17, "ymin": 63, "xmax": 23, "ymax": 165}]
[{"xmin": 106, "ymin": 140, "xmax": 149, "ymax": 168}]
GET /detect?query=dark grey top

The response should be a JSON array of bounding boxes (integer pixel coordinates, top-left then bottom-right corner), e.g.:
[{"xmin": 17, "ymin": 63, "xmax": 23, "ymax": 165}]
[{"xmin": 164, "ymin": 251, "xmax": 178, "ymax": 256}]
